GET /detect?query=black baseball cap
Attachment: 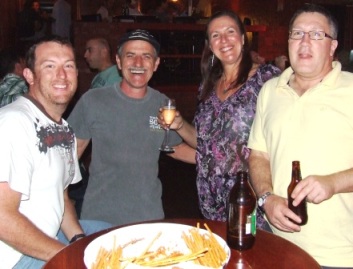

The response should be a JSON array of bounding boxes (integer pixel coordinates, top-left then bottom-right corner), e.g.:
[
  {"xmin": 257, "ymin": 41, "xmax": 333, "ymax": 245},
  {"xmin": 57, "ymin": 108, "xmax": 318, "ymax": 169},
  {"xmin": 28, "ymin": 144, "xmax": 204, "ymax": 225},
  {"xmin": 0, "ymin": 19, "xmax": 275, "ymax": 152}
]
[{"xmin": 117, "ymin": 29, "xmax": 160, "ymax": 55}]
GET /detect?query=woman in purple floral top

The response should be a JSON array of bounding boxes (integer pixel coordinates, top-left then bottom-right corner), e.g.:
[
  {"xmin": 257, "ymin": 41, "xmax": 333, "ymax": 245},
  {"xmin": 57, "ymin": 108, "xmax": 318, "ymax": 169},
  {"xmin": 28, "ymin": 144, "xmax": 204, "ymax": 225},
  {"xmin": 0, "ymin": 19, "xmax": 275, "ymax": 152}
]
[
  {"xmin": 159, "ymin": 10, "xmax": 281, "ymax": 229},
  {"xmin": 194, "ymin": 64, "xmax": 280, "ymax": 224}
]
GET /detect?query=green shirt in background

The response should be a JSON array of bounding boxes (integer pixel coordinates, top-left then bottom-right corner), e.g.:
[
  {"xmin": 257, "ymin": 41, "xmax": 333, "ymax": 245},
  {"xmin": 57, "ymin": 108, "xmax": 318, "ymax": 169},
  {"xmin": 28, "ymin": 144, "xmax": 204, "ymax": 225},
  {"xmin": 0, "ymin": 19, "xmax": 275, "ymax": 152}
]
[
  {"xmin": 0, "ymin": 74, "xmax": 28, "ymax": 108},
  {"xmin": 90, "ymin": 65, "xmax": 121, "ymax": 89}
]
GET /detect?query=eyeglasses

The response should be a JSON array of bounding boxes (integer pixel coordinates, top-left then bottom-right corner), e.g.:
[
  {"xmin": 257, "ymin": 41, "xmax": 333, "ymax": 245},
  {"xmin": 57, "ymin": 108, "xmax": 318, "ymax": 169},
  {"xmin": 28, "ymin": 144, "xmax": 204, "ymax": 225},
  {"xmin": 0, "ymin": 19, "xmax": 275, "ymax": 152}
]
[{"xmin": 289, "ymin": 30, "xmax": 333, "ymax": 40}]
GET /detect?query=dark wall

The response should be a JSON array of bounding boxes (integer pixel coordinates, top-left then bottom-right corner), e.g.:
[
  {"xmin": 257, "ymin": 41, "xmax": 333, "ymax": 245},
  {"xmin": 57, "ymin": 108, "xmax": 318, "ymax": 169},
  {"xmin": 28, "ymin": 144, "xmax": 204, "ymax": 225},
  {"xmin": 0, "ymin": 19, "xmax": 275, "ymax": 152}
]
[
  {"xmin": 1, "ymin": 0, "xmax": 351, "ymax": 62},
  {"xmin": 0, "ymin": 0, "xmax": 20, "ymax": 50}
]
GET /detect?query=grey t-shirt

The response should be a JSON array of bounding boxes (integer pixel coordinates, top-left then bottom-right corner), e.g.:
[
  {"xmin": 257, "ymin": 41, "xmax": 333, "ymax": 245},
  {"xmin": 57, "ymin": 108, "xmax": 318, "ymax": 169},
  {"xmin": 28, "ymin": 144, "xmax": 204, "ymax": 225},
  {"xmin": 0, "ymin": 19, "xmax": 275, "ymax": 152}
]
[{"xmin": 68, "ymin": 84, "xmax": 182, "ymax": 225}]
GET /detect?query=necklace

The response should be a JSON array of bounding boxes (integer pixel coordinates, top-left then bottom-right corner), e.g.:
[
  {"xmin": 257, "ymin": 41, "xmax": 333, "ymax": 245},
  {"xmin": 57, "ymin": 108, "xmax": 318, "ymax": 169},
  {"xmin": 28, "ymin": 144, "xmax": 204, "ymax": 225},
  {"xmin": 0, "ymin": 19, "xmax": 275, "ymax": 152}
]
[
  {"xmin": 221, "ymin": 75, "xmax": 234, "ymax": 94},
  {"xmin": 217, "ymin": 76, "xmax": 236, "ymax": 101}
]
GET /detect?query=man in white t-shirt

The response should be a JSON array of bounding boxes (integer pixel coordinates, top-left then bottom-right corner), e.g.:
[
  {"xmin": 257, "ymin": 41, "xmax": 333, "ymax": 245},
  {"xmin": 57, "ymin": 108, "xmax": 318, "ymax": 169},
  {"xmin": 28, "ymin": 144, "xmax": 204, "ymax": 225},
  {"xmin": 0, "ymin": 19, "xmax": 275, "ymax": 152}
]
[{"xmin": 0, "ymin": 36, "xmax": 111, "ymax": 269}]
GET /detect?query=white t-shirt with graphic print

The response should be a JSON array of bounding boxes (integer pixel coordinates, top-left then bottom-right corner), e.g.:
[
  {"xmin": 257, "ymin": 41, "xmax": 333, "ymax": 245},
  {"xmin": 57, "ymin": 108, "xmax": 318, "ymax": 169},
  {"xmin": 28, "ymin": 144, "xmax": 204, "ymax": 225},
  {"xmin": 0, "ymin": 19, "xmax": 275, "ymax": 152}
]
[{"xmin": 0, "ymin": 96, "xmax": 81, "ymax": 268}]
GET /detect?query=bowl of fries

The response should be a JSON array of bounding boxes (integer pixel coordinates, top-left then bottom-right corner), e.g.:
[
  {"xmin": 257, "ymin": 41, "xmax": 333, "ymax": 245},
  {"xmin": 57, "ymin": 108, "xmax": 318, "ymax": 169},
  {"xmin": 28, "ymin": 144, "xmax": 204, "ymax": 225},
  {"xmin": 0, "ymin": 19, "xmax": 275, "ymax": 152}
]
[{"xmin": 84, "ymin": 222, "xmax": 230, "ymax": 269}]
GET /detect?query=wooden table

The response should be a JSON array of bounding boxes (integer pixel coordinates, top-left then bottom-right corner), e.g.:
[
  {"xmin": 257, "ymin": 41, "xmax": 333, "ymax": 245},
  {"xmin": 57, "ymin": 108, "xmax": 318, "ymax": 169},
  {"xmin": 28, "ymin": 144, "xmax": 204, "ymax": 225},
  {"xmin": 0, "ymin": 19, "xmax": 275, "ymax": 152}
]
[{"xmin": 43, "ymin": 218, "xmax": 320, "ymax": 269}]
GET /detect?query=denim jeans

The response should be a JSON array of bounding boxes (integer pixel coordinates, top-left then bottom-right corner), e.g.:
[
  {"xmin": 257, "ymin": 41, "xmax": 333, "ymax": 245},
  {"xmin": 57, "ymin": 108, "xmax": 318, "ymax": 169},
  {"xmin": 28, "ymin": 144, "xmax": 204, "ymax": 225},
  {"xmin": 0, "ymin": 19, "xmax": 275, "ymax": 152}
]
[
  {"xmin": 13, "ymin": 220, "xmax": 112, "ymax": 269},
  {"xmin": 68, "ymin": 161, "xmax": 90, "ymax": 218},
  {"xmin": 321, "ymin": 266, "xmax": 353, "ymax": 269}
]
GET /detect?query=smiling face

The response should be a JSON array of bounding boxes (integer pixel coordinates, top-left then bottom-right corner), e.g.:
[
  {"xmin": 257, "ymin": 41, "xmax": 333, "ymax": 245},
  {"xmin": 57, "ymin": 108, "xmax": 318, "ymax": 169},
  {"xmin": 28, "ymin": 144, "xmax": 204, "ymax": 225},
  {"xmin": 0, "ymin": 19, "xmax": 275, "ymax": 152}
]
[
  {"xmin": 116, "ymin": 40, "xmax": 160, "ymax": 94},
  {"xmin": 24, "ymin": 41, "xmax": 78, "ymax": 120},
  {"xmin": 207, "ymin": 15, "xmax": 244, "ymax": 67},
  {"xmin": 288, "ymin": 12, "xmax": 338, "ymax": 80}
]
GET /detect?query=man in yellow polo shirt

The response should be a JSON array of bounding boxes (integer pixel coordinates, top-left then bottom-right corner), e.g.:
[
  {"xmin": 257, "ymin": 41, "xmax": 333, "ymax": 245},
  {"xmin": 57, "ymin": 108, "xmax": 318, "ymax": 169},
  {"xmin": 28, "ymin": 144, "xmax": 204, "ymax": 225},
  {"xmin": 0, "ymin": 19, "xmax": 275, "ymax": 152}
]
[{"xmin": 248, "ymin": 4, "xmax": 353, "ymax": 269}]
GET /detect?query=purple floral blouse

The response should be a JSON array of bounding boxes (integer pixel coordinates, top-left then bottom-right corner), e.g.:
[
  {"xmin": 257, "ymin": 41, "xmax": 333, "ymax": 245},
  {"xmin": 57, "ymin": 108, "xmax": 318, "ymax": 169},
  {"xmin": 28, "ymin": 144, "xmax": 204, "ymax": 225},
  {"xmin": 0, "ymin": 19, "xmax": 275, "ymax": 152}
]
[{"xmin": 194, "ymin": 64, "xmax": 281, "ymax": 227}]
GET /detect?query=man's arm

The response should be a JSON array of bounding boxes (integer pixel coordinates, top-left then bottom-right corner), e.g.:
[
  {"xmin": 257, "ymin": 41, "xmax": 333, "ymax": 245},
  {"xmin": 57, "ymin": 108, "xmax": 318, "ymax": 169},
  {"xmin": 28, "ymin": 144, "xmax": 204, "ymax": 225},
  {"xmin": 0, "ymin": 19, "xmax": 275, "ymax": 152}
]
[
  {"xmin": 248, "ymin": 149, "xmax": 272, "ymax": 197},
  {"xmin": 0, "ymin": 182, "xmax": 64, "ymax": 261},
  {"xmin": 248, "ymin": 150, "xmax": 302, "ymax": 232},
  {"xmin": 291, "ymin": 168, "xmax": 353, "ymax": 206},
  {"xmin": 60, "ymin": 188, "xmax": 84, "ymax": 242},
  {"xmin": 76, "ymin": 138, "xmax": 90, "ymax": 159}
]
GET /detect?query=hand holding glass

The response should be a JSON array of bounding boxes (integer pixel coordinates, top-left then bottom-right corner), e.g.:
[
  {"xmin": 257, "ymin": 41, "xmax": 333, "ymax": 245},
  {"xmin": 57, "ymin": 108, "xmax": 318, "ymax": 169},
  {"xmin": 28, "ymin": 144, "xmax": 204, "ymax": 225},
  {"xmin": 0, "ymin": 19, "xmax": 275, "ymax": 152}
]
[{"xmin": 159, "ymin": 99, "xmax": 176, "ymax": 153}]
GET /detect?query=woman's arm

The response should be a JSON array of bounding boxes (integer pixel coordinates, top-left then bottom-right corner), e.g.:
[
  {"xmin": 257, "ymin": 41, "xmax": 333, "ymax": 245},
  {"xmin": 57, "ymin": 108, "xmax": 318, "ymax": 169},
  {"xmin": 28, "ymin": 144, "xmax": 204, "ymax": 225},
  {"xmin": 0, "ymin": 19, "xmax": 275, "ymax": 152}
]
[
  {"xmin": 159, "ymin": 109, "xmax": 197, "ymax": 148},
  {"xmin": 168, "ymin": 142, "xmax": 196, "ymax": 164}
]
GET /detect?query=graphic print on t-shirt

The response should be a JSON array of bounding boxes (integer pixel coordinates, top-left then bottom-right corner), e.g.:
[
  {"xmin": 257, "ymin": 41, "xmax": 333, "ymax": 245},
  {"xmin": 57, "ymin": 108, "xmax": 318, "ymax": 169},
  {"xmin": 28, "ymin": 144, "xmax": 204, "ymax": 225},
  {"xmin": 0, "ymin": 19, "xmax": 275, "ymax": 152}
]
[
  {"xmin": 149, "ymin": 115, "xmax": 163, "ymax": 131},
  {"xmin": 34, "ymin": 118, "xmax": 75, "ymax": 153}
]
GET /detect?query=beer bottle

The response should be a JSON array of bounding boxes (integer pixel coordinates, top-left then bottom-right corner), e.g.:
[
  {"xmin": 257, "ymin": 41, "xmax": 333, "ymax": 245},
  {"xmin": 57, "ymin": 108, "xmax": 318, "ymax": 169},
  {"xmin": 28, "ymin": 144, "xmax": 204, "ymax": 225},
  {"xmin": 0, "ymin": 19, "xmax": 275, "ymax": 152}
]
[
  {"xmin": 227, "ymin": 171, "xmax": 256, "ymax": 250},
  {"xmin": 287, "ymin": 161, "xmax": 308, "ymax": 225}
]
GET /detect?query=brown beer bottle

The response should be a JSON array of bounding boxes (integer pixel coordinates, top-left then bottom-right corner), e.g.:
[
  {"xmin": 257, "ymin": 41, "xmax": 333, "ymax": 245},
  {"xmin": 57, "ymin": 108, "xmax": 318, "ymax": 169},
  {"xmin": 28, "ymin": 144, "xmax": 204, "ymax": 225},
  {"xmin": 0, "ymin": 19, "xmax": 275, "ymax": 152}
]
[
  {"xmin": 287, "ymin": 161, "xmax": 308, "ymax": 225},
  {"xmin": 227, "ymin": 171, "xmax": 256, "ymax": 250}
]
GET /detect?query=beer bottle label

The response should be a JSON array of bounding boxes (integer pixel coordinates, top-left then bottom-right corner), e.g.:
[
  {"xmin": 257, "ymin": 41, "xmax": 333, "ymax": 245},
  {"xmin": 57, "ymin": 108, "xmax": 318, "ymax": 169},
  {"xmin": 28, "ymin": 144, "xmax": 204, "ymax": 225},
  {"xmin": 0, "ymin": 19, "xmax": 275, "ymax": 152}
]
[
  {"xmin": 246, "ymin": 214, "xmax": 252, "ymax": 234},
  {"xmin": 245, "ymin": 209, "xmax": 257, "ymax": 235},
  {"xmin": 251, "ymin": 208, "xmax": 257, "ymax": 236}
]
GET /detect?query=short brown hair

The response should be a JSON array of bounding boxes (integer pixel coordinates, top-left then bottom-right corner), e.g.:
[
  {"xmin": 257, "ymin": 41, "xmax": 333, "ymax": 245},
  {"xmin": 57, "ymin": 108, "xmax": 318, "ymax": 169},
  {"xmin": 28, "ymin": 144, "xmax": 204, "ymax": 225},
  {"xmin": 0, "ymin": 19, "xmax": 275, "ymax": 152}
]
[{"xmin": 25, "ymin": 35, "xmax": 75, "ymax": 72}]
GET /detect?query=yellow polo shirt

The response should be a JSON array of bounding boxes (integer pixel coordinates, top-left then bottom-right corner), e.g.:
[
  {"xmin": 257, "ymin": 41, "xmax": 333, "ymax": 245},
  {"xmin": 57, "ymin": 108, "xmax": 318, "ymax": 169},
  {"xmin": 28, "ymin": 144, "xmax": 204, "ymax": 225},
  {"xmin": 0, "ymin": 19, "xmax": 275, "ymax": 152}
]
[{"xmin": 248, "ymin": 61, "xmax": 353, "ymax": 267}]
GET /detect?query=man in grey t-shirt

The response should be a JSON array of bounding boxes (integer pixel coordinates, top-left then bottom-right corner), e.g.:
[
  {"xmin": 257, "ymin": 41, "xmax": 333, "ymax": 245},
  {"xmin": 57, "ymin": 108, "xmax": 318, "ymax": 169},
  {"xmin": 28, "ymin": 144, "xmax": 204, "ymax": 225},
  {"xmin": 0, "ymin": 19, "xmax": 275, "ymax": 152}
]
[{"xmin": 68, "ymin": 30, "xmax": 182, "ymax": 225}]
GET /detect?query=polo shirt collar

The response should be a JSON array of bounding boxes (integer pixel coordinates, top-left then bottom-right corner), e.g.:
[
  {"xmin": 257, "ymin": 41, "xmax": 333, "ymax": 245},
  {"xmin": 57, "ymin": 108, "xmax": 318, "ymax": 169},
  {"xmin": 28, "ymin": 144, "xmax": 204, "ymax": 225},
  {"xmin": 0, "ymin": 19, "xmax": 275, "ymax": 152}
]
[{"xmin": 276, "ymin": 61, "xmax": 341, "ymax": 92}]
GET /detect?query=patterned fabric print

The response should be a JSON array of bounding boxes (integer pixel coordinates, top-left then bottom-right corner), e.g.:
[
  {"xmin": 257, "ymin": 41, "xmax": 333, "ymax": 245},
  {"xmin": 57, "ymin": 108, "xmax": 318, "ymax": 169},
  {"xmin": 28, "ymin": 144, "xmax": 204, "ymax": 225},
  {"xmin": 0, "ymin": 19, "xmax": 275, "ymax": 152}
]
[
  {"xmin": 0, "ymin": 74, "xmax": 28, "ymax": 108},
  {"xmin": 194, "ymin": 64, "xmax": 281, "ymax": 228}
]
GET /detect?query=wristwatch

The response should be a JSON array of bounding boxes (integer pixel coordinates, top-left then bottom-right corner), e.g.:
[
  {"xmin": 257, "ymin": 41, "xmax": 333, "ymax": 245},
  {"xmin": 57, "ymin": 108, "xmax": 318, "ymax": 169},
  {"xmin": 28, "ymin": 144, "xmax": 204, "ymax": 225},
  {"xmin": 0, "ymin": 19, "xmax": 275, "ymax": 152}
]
[
  {"xmin": 258, "ymin": 192, "xmax": 273, "ymax": 208},
  {"xmin": 69, "ymin": 233, "xmax": 86, "ymax": 244}
]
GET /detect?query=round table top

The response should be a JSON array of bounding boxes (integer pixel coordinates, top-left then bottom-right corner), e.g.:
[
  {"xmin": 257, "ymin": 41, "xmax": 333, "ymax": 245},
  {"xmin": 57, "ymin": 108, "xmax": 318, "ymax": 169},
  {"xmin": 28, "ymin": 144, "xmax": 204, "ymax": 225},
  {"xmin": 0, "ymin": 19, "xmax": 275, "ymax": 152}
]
[{"xmin": 43, "ymin": 218, "xmax": 320, "ymax": 269}]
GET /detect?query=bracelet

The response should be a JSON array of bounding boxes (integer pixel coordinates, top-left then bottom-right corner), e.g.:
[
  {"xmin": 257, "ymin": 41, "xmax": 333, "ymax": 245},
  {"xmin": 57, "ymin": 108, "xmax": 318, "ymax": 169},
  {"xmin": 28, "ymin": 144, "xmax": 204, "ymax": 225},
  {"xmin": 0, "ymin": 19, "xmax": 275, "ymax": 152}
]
[
  {"xmin": 176, "ymin": 121, "xmax": 184, "ymax": 131},
  {"xmin": 69, "ymin": 233, "xmax": 86, "ymax": 244}
]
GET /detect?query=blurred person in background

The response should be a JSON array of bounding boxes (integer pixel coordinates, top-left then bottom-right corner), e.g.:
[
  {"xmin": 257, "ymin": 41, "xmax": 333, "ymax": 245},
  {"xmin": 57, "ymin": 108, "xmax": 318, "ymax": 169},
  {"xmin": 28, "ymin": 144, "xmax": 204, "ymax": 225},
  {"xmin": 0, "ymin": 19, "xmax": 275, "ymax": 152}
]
[
  {"xmin": 97, "ymin": 0, "xmax": 115, "ymax": 22},
  {"xmin": 84, "ymin": 37, "xmax": 122, "ymax": 89},
  {"xmin": 195, "ymin": 0, "xmax": 212, "ymax": 17},
  {"xmin": 17, "ymin": 0, "xmax": 36, "ymax": 39},
  {"xmin": 0, "ymin": 48, "xmax": 28, "ymax": 108},
  {"xmin": 251, "ymin": 50, "xmax": 289, "ymax": 72},
  {"xmin": 127, "ymin": 0, "xmax": 143, "ymax": 15},
  {"xmin": 154, "ymin": 0, "xmax": 172, "ymax": 23},
  {"xmin": 52, "ymin": 0, "xmax": 71, "ymax": 39},
  {"xmin": 32, "ymin": 0, "xmax": 50, "ymax": 39}
]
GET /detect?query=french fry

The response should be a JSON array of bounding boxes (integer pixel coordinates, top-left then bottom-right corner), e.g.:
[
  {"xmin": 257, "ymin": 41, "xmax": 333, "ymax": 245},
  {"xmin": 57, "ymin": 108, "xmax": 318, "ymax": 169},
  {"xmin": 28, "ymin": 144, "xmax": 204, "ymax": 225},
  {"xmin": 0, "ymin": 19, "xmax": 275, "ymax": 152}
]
[
  {"xmin": 181, "ymin": 223, "xmax": 228, "ymax": 268},
  {"xmin": 92, "ymin": 245, "xmax": 123, "ymax": 269}
]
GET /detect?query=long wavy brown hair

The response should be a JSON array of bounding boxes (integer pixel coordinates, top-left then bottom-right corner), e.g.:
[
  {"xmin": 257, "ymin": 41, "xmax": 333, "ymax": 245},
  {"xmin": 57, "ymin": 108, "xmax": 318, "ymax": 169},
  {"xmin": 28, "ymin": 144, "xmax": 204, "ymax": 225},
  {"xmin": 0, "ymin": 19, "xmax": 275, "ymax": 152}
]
[{"xmin": 199, "ymin": 10, "xmax": 252, "ymax": 101}]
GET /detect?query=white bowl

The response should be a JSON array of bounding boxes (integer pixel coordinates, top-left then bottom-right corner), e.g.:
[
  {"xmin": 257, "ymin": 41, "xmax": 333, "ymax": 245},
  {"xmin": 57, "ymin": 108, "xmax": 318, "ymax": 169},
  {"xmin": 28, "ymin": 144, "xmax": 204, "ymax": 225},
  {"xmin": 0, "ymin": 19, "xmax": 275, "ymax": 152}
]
[{"xmin": 84, "ymin": 222, "xmax": 230, "ymax": 269}]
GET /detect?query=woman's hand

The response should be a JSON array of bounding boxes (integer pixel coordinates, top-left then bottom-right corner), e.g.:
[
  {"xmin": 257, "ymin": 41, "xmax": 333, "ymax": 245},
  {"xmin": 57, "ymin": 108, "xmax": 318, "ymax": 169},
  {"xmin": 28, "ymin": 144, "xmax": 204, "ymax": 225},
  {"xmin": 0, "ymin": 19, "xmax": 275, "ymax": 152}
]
[
  {"xmin": 167, "ymin": 143, "xmax": 196, "ymax": 164},
  {"xmin": 158, "ymin": 108, "xmax": 184, "ymax": 130}
]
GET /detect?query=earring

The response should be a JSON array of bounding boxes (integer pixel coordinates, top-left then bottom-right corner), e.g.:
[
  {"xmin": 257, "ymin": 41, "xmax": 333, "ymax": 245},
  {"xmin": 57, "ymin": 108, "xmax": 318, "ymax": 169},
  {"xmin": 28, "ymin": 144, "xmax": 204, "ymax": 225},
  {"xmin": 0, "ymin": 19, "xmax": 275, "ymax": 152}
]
[{"xmin": 211, "ymin": 54, "xmax": 214, "ymax": 67}]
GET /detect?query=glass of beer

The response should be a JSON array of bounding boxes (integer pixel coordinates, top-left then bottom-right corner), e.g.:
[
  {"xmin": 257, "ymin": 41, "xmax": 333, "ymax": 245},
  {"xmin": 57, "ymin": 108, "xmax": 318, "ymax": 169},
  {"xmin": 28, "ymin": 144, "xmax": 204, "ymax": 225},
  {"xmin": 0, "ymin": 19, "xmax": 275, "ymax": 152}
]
[{"xmin": 159, "ymin": 98, "xmax": 176, "ymax": 153}]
